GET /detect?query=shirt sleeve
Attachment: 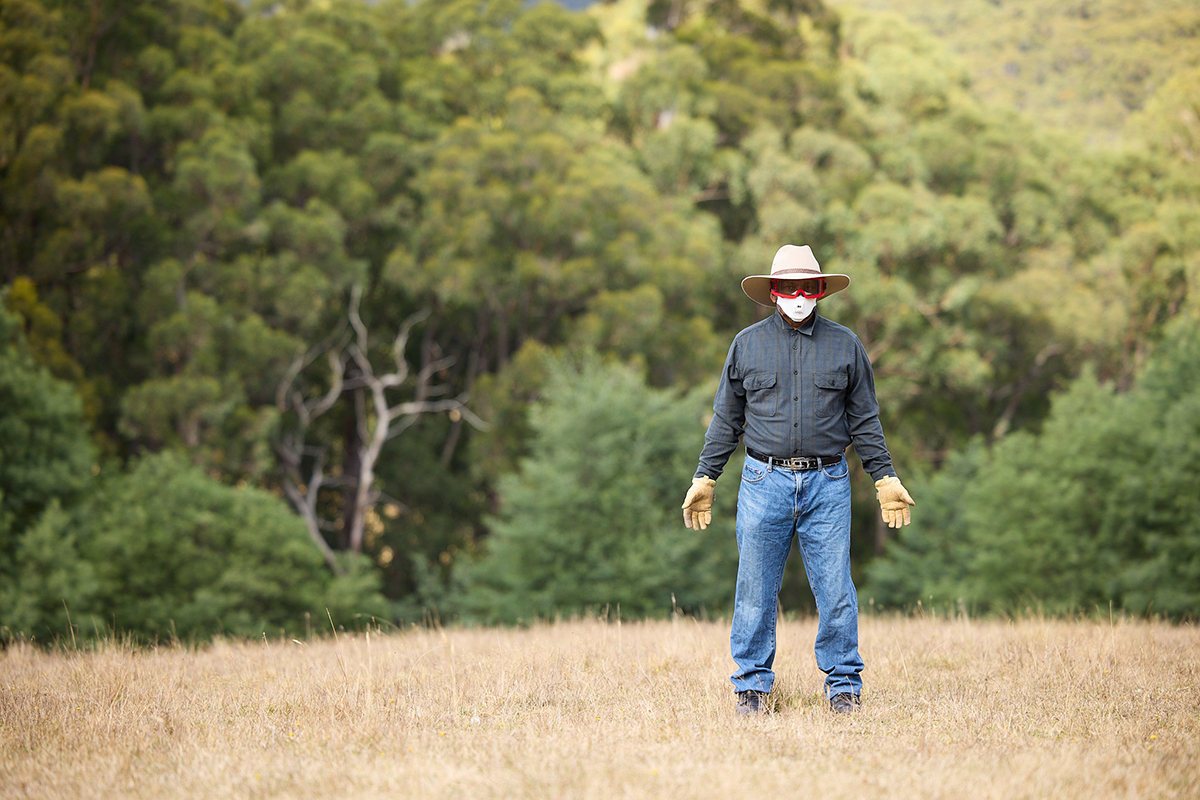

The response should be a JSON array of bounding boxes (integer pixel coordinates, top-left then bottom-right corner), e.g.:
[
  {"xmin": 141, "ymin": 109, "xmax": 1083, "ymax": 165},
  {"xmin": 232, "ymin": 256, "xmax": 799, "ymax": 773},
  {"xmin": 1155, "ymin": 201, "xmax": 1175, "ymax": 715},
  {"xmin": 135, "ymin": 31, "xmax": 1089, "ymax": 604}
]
[
  {"xmin": 695, "ymin": 339, "xmax": 746, "ymax": 481},
  {"xmin": 846, "ymin": 337, "xmax": 896, "ymax": 481}
]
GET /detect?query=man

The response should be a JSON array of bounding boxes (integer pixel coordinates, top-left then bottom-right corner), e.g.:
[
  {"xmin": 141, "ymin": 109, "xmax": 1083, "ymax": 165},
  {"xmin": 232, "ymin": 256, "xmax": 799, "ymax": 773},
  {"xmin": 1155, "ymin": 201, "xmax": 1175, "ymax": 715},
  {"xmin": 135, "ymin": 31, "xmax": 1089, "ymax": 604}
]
[{"xmin": 681, "ymin": 244, "xmax": 915, "ymax": 716}]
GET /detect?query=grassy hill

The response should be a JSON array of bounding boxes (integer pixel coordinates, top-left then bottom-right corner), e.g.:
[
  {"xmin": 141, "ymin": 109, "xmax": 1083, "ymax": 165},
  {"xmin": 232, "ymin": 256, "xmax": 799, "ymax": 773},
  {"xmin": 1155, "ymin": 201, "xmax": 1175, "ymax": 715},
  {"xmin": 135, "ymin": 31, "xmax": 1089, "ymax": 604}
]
[
  {"xmin": 826, "ymin": 0, "xmax": 1200, "ymax": 144},
  {"xmin": 3, "ymin": 617, "xmax": 1197, "ymax": 798}
]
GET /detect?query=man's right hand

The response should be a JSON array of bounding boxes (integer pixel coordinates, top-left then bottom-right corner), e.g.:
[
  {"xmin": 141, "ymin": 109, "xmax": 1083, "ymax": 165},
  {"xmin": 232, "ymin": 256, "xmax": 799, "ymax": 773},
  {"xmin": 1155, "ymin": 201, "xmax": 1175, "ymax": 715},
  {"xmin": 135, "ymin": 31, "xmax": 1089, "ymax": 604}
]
[{"xmin": 682, "ymin": 476, "xmax": 716, "ymax": 530}]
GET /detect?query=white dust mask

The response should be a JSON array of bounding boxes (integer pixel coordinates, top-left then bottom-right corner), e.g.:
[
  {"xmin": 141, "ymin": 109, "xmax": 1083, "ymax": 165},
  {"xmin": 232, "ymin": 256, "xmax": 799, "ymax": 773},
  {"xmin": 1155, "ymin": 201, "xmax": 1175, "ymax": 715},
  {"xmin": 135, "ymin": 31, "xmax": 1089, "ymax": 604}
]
[{"xmin": 776, "ymin": 294, "xmax": 816, "ymax": 322}]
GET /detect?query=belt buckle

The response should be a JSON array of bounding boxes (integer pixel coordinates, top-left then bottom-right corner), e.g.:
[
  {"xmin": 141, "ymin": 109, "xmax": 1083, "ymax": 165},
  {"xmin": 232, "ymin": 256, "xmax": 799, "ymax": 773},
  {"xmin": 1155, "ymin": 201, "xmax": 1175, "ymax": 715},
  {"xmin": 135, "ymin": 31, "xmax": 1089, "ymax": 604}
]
[{"xmin": 776, "ymin": 456, "xmax": 815, "ymax": 470}]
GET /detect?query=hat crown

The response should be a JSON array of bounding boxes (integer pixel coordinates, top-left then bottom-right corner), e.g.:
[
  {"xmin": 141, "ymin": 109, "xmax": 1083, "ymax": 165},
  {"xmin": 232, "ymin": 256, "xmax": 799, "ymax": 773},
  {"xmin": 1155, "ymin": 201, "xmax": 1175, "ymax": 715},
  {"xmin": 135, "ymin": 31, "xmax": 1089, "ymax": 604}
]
[{"xmin": 770, "ymin": 244, "xmax": 823, "ymax": 276}]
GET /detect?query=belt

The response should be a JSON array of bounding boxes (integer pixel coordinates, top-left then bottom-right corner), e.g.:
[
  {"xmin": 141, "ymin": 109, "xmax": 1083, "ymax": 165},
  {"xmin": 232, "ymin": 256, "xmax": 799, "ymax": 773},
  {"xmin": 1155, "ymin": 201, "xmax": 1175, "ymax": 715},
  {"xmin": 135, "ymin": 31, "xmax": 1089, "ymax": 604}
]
[{"xmin": 745, "ymin": 448, "xmax": 843, "ymax": 471}]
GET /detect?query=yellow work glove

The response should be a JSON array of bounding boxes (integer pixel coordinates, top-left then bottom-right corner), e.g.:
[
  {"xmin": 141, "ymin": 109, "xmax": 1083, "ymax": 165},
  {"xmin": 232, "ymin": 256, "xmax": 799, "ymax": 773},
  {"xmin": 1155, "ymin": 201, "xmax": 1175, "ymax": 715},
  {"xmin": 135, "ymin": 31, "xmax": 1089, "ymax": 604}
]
[
  {"xmin": 875, "ymin": 476, "xmax": 915, "ymax": 528},
  {"xmin": 681, "ymin": 476, "xmax": 716, "ymax": 531}
]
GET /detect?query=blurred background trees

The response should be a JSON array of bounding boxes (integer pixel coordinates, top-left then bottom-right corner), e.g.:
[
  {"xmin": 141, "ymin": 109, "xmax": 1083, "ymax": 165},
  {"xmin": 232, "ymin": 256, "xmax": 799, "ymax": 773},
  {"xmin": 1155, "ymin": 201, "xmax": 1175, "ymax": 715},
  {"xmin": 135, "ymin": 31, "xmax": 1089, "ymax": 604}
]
[
  {"xmin": 824, "ymin": 0, "xmax": 1200, "ymax": 145},
  {"xmin": 1, "ymin": 0, "xmax": 1198, "ymax": 642}
]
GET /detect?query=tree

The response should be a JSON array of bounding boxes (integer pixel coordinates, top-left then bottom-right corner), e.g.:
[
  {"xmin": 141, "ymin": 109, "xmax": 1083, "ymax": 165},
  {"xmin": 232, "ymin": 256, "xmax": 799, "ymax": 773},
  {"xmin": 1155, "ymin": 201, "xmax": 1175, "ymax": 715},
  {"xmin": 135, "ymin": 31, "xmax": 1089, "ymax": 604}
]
[
  {"xmin": 460, "ymin": 354, "xmax": 739, "ymax": 622},
  {"xmin": 866, "ymin": 316, "xmax": 1200, "ymax": 618},
  {"xmin": 76, "ymin": 451, "xmax": 389, "ymax": 642},
  {"xmin": 0, "ymin": 501, "xmax": 99, "ymax": 644},
  {"xmin": 0, "ymin": 304, "xmax": 94, "ymax": 576}
]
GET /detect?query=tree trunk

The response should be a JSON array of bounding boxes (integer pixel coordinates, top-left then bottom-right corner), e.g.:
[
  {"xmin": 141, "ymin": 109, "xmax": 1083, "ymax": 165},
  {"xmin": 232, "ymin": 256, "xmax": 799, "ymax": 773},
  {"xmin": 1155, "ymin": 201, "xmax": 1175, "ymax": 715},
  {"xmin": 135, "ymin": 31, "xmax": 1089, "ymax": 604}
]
[{"xmin": 348, "ymin": 372, "xmax": 393, "ymax": 553}]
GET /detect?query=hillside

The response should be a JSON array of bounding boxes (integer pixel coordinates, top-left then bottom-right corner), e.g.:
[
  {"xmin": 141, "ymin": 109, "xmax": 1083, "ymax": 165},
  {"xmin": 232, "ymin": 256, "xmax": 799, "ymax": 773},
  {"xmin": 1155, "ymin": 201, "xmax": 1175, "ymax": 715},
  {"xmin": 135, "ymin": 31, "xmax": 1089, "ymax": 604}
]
[{"xmin": 826, "ymin": 0, "xmax": 1200, "ymax": 144}]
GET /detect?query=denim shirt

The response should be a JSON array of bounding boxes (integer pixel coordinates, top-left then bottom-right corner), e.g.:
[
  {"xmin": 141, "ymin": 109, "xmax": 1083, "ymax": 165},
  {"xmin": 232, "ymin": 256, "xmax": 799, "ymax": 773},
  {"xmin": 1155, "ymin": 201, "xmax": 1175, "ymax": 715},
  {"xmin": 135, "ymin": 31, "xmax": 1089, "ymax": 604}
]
[{"xmin": 695, "ymin": 310, "xmax": 896, "ymax": 482}]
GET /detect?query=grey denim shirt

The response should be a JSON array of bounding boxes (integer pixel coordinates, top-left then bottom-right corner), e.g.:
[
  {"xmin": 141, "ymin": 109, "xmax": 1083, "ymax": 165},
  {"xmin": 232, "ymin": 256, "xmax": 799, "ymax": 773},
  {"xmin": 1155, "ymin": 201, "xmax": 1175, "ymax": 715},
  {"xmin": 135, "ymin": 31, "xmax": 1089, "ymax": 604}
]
[{"xmin": 695, "ymin": 310, "xmax": 896, "ymax": 482}]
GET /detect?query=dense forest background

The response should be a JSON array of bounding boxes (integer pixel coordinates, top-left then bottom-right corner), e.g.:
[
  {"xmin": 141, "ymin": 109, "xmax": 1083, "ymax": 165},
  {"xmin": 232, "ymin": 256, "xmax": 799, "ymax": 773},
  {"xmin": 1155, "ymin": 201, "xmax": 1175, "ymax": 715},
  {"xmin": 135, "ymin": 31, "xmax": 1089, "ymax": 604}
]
[
  {"xmin": 828, "ymin": 0, "xmax": 1200, "ymax": 144},
  {"xmin": 2, "ymin": 0, "xmax": 1198, "ymax": 642}
]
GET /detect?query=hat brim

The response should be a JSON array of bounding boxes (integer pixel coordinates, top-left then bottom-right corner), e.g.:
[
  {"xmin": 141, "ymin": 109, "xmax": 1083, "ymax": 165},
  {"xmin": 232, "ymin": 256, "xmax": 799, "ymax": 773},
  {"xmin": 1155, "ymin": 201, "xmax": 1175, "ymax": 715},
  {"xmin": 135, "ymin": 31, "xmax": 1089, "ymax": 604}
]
[{"xmin": 741, "ymin": 274, "xmax": 850, "ymax": 307}]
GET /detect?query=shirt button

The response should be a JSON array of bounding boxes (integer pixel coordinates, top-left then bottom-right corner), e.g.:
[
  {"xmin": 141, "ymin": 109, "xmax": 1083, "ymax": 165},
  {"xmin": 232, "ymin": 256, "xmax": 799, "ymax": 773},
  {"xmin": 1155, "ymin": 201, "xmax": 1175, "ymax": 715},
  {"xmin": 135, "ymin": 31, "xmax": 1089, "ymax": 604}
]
[
  {"xmin": 794, "ymin": 423, "xmax": 798, "ymax": 427},
  {"xmin": 794, "ymin": 396, "xmax": 798, "ymax": 400},
  {"xmin": 793, "ymin": 370, "xmax": 798, "ymax": 375}
]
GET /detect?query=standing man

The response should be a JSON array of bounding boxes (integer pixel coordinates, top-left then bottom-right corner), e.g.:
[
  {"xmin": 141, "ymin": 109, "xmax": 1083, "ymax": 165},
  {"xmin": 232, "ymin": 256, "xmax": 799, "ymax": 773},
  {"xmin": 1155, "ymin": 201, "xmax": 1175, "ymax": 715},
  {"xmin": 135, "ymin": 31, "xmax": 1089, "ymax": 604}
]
[{"xmin": 682, "ymin": 244, "xmax": 914, "ymax": 715}]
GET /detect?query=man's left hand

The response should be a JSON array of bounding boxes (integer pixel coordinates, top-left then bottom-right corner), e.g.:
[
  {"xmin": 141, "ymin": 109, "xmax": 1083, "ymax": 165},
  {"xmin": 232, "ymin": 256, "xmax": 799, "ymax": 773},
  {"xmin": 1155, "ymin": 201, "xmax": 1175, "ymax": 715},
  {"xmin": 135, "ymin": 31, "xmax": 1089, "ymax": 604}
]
[{"xmin": 875, "ymin": 476, "xmax": 915, "ymax": 528}]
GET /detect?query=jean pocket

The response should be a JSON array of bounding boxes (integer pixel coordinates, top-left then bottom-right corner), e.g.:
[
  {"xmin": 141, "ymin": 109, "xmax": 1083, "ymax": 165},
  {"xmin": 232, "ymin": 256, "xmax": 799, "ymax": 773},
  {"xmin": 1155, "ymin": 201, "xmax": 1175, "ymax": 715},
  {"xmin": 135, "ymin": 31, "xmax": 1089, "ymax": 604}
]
[
  {"xmin": 821, "ymin": 458, "xmax": 849, "ymax": 480},
  {"xmin": 742, "ymin": 462, "xmax": 766, "ymax": 483}
]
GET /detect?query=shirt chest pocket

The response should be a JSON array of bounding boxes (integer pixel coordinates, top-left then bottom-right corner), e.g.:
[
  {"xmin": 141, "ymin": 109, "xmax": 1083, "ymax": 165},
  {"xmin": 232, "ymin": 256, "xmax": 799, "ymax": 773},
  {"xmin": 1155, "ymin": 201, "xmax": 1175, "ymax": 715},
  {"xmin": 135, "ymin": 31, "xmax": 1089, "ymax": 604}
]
[
  {"xmin": 743, "ymin": 372, "xmax": 779, "ymax": 418},
  {"xmin": 814, "ymin": 370, "xmax": 848, "ymax": 418}
]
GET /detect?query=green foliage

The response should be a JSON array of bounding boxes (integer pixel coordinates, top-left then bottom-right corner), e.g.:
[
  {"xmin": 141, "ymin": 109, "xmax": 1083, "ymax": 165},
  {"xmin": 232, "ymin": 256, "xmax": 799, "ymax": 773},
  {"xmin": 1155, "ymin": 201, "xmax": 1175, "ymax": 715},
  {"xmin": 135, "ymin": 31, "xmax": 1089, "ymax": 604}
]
[
  {"xmin": 857, "ymin": 441, "xmax": 982, "ymax": 611},
  {"xmin": 373, "ymin": 413, "xmax": 490, "ymax": 616},
  {"xmin": 828, "ymin": 0, "xmax": 1200, "ymax": 143},
  {"xmin": 867, "ymin": 317, "xmax": 1200, "ymax": 618},
  {"xmin": 0, "ymin": 500, "xmax": 100, "ymax": 644},
  {"xmin": 0, "ymin": 447, "xmax": 390, "ymax": 643},
  {"xmin": 1127, "ymin": 65, "xmax": 1200, "ymax": 180},
  {"xmin": 460, "ymin": 354, "xmax": 738, "ymax": 622},
  {"xmin": 0, "ymin": 304, "xmax": 94, "ymax": 572},
  {"xmin": 70, "ymin": 452, "xmax": 389, "ymax": 642}
]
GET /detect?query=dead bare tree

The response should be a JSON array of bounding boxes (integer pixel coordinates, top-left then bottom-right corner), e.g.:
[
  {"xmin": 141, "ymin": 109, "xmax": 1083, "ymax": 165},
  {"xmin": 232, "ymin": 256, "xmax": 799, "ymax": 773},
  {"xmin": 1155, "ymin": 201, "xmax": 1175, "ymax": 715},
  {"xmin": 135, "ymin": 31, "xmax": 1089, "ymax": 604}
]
[
  {"xmin": 343, "ymin": 286, "xmax": 487, "ymax": 554},
  {"xmin": 274, "ymin": 288, "xmax": 488, "ymax": 567}
]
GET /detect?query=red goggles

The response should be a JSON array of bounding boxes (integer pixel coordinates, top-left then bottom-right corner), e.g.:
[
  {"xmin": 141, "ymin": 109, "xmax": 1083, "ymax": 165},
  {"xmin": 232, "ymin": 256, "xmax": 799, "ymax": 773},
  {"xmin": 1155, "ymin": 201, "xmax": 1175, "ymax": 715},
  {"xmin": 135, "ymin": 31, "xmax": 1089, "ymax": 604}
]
[{"xmin": 770, "ymin": 278, "xmax": 827, "ymax": 300}]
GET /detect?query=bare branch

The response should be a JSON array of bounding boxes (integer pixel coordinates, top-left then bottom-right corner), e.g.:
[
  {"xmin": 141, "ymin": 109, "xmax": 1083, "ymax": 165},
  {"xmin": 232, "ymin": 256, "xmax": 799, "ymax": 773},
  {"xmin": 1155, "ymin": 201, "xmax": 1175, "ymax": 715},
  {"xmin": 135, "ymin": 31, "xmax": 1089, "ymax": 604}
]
[
  {"xmin": 347, "ymin": 343, "xmax": 373, "ymax": 379},
  {"xmin": 387, "ymin": 398, "xmax": 460, "ymax": 421},
  {"xmin": 277, "ymin": 353, "xmax": 307, "ymax": 412},
  {"xmin": 282, "ymin": 478, "xmax": 345, "ymax": 576},
  {"xmin": 393, "ymin": 308, "xmax": 432, "ymax": 374},
  {"xmin": 384, "ymin": 414, "xmax": 422, "ymax": 442},
  {"xmin": 386, "ymin": 396, "xmax": 490, "ymax": 430},
  {"xmin": 310, "ymin": 350, "xmax": 346, "ymax": 418},
  {"xmin": 417, "ymin": 355, "xmax": 456, "ymax": 387},
  {"xmin": 273, "ymin": 319, "xmax": 353, "ymax": 574},
  {"xmin": 276, "ymin": 323, "xmax": 349, "ymax": 416},
  {"xmin": 991, "ymin": 342, "xmax": 1064, "ymax": 441},
  {"xmin": 454, "ymin": 402, "xmax": 490, "ymax": 431}
]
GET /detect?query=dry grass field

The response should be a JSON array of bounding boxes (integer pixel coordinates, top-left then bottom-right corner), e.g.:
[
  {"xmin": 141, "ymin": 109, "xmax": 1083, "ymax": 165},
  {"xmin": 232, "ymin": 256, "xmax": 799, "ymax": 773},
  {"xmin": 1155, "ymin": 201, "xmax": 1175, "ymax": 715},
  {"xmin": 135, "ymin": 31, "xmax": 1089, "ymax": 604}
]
[{"xmin": 1, "ymin": 615, "xmax": 1197, "ymax": 799}]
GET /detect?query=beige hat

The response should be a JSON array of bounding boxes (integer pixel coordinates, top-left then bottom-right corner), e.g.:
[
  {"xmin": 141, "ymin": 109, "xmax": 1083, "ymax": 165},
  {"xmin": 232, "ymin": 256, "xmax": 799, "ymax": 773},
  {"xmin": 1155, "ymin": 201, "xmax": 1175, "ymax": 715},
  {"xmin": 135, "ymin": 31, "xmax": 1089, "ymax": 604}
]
[{"xmin": 741, "ymin": 245, "xmax": 850, "ymax": 307}]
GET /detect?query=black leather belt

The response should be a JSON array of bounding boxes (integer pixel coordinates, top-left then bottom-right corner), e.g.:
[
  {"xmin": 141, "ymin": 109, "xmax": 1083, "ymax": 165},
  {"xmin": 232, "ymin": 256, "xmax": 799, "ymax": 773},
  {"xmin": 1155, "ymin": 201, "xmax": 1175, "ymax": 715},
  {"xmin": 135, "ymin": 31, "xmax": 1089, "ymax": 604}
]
[{"xmin": 745, "ymin": 448, "xmax": 843, "ymax": 471}]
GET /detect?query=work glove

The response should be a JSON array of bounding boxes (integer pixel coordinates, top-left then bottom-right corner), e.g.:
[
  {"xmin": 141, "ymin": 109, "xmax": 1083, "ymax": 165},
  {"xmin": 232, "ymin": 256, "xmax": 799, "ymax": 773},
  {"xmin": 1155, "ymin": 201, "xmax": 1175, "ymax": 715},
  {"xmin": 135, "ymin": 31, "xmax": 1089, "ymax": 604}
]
[
  {"xmin": 682, "ymin": 476, "xmax": 716, "ymax": 531},
  {"xmin": 875, "ymin": 476, "xmax": 915, "ymax": 528}
]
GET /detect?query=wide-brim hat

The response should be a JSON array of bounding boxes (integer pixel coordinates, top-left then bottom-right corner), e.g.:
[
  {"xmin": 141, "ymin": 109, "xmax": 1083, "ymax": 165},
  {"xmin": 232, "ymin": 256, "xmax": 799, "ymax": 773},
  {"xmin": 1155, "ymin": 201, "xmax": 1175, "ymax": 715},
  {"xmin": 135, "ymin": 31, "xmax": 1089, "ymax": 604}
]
[{"xmin": 741, "ymin": 245, "xmax": 850, "ymax": 307}]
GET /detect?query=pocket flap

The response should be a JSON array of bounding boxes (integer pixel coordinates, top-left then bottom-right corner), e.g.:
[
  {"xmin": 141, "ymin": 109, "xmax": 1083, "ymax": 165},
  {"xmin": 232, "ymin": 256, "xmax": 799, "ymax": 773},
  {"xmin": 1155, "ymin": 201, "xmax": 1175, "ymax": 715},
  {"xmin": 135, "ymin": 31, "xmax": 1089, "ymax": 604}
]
[
  {"xmin": 815, "ymin": 370, "xmax": 848, "ymax": 390},
  {"xmin": 744, "ymin": 373, "xmax": 777, "ymax": 390}
]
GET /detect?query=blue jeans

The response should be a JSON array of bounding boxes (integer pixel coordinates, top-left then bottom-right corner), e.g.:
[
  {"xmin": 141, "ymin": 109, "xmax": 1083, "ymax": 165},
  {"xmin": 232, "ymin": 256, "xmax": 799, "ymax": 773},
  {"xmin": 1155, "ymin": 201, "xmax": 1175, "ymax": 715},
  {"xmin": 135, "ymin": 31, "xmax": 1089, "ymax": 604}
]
[{"xmin": 730, "ymin": 454, "xmax": 863, "ymax": 698}]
